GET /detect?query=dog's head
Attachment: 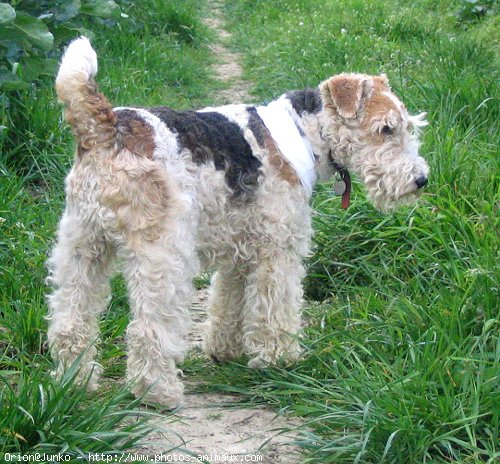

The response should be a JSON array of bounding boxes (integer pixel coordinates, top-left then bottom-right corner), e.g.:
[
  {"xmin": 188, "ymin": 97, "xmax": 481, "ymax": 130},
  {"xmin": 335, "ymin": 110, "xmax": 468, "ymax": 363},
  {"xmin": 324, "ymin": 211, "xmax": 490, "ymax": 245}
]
[{"xmin": 319, "ymin": 73, "xmax": 429, "ymax": 211}]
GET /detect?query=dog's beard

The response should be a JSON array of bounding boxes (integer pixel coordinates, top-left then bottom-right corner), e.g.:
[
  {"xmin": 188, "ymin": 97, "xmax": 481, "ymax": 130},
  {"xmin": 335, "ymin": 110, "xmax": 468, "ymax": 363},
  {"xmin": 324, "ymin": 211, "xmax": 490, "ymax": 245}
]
[
  {"xmin": 352, "ymin": 149, "xmax": 429, "ymax": 212},
  {"xmin": 365, "ymin": 179, "xmax": 423, "ymax": 212}
]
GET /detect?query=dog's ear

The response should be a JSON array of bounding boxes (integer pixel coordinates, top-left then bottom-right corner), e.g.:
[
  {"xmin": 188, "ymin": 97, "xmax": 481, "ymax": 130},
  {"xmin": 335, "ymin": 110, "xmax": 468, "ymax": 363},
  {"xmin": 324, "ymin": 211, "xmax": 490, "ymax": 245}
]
[{"xmin": 320, "ymin": 74, "xmax": 372, "ymax": 119}]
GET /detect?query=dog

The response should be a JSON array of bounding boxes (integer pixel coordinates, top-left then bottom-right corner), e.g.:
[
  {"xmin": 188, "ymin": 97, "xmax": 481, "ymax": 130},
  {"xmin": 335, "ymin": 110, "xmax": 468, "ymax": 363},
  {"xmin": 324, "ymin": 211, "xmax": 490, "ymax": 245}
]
[{"xmin": 47, "ymin": 37, "xmax": 429, "ymax": 408}]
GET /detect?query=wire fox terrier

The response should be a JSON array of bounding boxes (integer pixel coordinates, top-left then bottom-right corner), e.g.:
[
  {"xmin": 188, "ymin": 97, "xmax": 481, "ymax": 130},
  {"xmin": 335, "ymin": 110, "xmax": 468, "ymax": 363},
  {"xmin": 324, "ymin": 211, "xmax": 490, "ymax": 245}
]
[{"xmin": 47, "ymin": 38, "xmax": 429, "ymax": 408}]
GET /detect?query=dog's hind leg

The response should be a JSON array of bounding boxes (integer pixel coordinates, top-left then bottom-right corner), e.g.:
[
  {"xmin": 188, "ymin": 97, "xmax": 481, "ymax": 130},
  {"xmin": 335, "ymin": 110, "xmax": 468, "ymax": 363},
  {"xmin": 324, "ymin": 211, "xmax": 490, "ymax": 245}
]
[
  {"xmin": 47, "ymin": 211, "xmax": 115, "ymax": 390},
  {"xmin": 242, "ymin": 249, "xmax": 305, "ymax": 368},
  {"xmin": 203, "ymin": 268, "xmax": 247, "ymax": 362},
  {"xmin": 121, "ymin": 225, "xmax": 197, "ymax": 409}
]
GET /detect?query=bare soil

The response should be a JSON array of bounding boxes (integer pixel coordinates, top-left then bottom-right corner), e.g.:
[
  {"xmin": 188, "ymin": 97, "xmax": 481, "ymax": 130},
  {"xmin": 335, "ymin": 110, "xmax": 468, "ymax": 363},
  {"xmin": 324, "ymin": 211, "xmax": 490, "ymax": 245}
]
[
  {"xmin": 204, "ymin": 1, "xmax": 253, "ymax": 104},
  {"xmin": 139, "ymin": 290, "xmax": 303, "ymax": 463}
]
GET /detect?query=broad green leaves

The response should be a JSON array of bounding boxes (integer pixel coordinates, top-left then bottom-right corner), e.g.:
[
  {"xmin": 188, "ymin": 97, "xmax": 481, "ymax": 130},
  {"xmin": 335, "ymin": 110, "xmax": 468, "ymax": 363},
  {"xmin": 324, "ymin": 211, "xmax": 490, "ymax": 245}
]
[
  {"xmin": 0, "ymin": 3, "xmax": 16, "ymax": 25},
  {"xmin": 0, "ymin": 0, "xmax": 123, "ymax": 92},
  {"xmin": 12, "ymin": 12, "xmax": 55, "ymax": 51},
  {"xmin": 81, "ymin": 0, "xmax": 121, "ymax": 19},
  {"xmin": 56, "ymin": 0, "xmax": 82, "ymax": 23}
]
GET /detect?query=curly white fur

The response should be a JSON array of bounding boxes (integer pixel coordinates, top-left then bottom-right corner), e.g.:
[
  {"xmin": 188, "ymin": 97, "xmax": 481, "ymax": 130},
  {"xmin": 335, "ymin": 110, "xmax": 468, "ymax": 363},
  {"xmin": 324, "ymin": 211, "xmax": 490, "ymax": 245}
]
[{"xmin": 56, "ymin": 37, "xmax": 97, "ymax": 85}]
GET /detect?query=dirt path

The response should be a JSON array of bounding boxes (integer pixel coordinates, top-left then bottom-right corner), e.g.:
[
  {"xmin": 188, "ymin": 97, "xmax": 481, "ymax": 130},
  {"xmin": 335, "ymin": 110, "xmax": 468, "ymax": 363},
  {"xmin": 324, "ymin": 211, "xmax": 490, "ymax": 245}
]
[
  {"xmin": 141, "ymin": 294, "xmax": 303, "ymax": 463},
  {"xmin": 138, "ymin": 4, "xmax": 304, "ymax": 463},
  {"xmin": 204, "ymin": 0, "xmax": 253, "ymax": 104}
]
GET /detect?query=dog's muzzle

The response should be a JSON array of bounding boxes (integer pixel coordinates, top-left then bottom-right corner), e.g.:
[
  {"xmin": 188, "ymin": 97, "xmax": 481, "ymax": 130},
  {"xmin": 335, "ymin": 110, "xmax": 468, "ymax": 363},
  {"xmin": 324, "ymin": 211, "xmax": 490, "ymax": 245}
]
[{"xmin": 415, "ymin": 175, "xmax": 428, "ymax": 189}]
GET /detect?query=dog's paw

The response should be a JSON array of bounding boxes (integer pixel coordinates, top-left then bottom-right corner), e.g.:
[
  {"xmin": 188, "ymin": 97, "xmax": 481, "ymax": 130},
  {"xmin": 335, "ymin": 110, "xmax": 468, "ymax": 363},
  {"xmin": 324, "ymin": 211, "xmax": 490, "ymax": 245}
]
[
  {"xmin": 247, "ymin": 356, "xmax": 269, "ymax": 369},
  {"xmin": 247, "ymin": 341, "xmax": 302, "ymax": 369},
  {"xmin": 132, "ymin": 376, "xmax": 184, "ymax": 411}
]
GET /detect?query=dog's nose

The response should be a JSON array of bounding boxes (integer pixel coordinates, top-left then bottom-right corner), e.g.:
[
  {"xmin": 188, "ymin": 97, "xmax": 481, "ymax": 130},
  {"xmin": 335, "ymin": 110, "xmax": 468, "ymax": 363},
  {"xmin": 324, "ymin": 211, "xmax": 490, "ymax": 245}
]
[{"xmin": 415, "ymin": 175, "xmax": 428, "ymax": 189}]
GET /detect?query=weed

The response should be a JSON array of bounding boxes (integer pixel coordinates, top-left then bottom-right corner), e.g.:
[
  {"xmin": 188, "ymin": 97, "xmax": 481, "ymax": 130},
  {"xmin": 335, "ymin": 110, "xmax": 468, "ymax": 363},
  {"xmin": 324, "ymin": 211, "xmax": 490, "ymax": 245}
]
[{"xmin": 0, "ymin": 357, "xmax": 160, "ymax": 455}]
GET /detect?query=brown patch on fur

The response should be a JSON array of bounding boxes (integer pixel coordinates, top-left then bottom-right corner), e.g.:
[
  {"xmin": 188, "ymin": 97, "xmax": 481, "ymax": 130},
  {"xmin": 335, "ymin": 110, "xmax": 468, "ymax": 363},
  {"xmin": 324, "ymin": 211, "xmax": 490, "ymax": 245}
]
[
  {"xmin": 373, "ymin": 75, "xmax": 389, "ymax": 89},
  {"xmin": 58, "ymin": 79, "xmax": 117, "ymax": 150},
  {"xmin": 247, "ymin": 109, "xmax": 299, "ymax": 186},
  {"xmin": 328, "ymin": 76, "xmax": 363, "ymax": 118},
  {"xmin": 323, "ymin": 74, "xmax": 369, "ymax": 119},
  {"xmin": 319, "ymin": 73, "xmax": 399, "ymax": 124},
  {"xmin": 363, "ymin": 95, "xmax": 397, "ymax": 121},
  {"xmin": 361, "ymin": 86, "xmax": 400, "ymax": 133},
  {"xmin": 100, "ymin": 152, "xmax": 173, "ymax": 245},
  {"xmin": 263, "ymin": 131, "xmax": 300, "ymax": 186},
  {"xmin": 115, "ymin": 110, "xmax": 156, "ymax": 158}
]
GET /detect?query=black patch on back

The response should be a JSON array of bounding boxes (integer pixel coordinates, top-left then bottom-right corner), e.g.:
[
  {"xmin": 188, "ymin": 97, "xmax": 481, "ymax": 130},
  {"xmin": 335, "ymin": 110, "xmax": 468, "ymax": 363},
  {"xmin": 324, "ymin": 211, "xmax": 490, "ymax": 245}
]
[
  {"xmin": 286, "ymin": 88, "xmax": 322, "ymax": 115},
  {"xmin": 115, "ymin": 108, "xmax": 139, "ymax": 128},
  {"xmin": 150, "ymin": 107, "xmax": 262, "ymax": 199},
  {"xmin": 246, "ymin": 107, "xmax": 266, "ymax": 149}
]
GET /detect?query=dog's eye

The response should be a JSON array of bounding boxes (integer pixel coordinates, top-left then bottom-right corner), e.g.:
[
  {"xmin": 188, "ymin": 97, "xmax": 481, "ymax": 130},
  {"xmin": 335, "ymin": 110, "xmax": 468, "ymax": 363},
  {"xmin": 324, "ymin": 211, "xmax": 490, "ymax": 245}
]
[{"xmin": 381, "ymin": 125, "xmax": 393, "ymax": 135}]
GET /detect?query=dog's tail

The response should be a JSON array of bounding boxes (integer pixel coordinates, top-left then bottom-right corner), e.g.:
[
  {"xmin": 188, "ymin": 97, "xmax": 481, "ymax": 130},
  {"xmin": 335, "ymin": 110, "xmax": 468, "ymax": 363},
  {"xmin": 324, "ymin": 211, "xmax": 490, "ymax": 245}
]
[{"xmin": 56, "ymin": 37, "xmax": 116, "ymax": 149}]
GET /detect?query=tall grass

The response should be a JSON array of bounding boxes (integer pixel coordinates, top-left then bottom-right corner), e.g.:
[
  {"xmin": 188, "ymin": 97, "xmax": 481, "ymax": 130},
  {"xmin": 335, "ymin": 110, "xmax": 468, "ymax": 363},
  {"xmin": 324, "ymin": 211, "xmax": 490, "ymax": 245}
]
[{"xmin": 0, "ymin": 359, "xmax": 157, "ymax": 455}]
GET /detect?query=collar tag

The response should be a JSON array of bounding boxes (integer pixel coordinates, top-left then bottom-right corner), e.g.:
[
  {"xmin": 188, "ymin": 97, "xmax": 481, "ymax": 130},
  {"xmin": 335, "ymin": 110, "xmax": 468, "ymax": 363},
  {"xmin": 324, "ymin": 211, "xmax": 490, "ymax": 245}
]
[
  {"xmin": 333, "ymin": 179, "xmax": 346, "ymax": 195},
  {"xmin": 331, "ymin": 164, "xmax": 352, "ymax": 209}
]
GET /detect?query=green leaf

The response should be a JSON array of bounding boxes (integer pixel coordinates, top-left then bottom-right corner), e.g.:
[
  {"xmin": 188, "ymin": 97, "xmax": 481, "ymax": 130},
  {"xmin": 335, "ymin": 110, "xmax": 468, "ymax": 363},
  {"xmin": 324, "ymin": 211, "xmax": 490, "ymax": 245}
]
[
  {"xmin": 52, "ymin": 24, "xmax": 94, "ymax": 45},
  {"xmin": 12, "ymin": 12, "xmax": 54, "ymax": 52},
  {"xmin": 20, "ymin": 57, "xmax": 58, "ymax": 82},
  {"xmin": 0, "ymin": 69, "xmax": 28, "ymax": 91},
  {"xmin": 81, "ymin": 0, "xmax": 121, "ymax": 19},
  {"xmin": 0, "ymin": 25, "xmax": 25, "ymax": 42},
  {"xmin": 0, "ymin": 3, "xmax": 16, "ymax": 25},
  {"xmin": 55, "ymin": 0, "xmax": 82, "ymax": 23}
]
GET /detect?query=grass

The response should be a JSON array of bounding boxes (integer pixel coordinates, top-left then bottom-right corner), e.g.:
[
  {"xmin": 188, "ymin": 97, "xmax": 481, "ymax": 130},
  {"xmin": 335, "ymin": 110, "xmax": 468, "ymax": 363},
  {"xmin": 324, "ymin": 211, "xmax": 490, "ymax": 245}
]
[
  {"xmin": 0, "ymin": 358, "xmax": 158, "ymax": 456},
  {"xmin": 0, "ymin": 0, "xmax": 498, "ymax": 461}
]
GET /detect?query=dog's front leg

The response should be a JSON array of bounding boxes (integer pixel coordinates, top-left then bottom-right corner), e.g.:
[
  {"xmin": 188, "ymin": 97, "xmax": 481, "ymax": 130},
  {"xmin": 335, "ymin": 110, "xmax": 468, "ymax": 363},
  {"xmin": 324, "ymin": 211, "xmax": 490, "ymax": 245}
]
[
  {"xmin": 121, "ymin": 234, "xmax": 196, "ymax": 409},
  {"xmin": 242, "ymin": 249, "xmax": 305, "ymax": 368},
  {"xmin": 203, "ymin": 268, "xmax": 247, "ymax": 362}
]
